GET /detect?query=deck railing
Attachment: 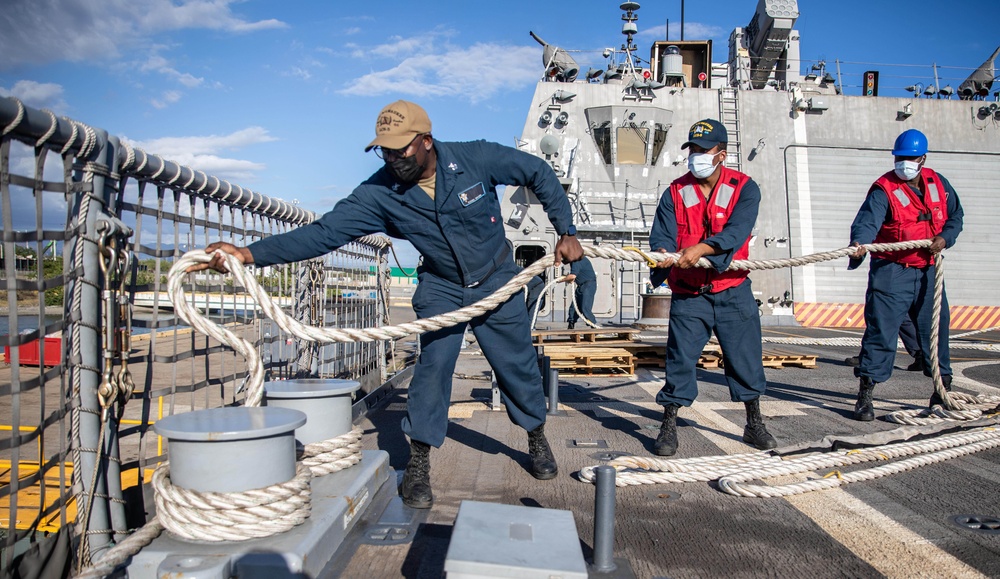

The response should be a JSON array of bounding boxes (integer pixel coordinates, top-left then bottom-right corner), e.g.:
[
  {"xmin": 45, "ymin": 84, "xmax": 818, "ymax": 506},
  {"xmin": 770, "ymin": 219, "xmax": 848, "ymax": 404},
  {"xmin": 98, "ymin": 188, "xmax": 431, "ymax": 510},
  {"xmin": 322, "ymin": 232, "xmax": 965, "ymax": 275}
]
[{"xmin": 0, "ymin": 96, "xmax": 393, "ymax": 572}]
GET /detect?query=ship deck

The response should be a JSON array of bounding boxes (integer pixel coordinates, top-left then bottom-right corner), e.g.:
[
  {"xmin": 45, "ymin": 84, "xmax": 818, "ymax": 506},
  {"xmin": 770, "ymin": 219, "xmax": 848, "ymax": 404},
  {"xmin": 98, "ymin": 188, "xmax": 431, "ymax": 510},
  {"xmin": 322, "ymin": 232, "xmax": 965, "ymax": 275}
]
[{"xmin": 339, "ymin": 309, "xmax": 1000, "ymax": 578}]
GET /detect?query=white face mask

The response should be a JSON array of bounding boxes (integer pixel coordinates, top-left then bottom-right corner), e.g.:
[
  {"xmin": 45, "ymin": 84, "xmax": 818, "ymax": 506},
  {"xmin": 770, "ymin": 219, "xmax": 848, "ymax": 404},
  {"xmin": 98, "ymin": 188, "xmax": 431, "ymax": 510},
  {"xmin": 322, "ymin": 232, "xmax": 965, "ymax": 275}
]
[
  {"xmin": 894, "ymin": 160, "xmax": 921, "ymax": 181},
  {"xmin": 687, "ymin": 151, "xmax": 722, "ymax": 179}
]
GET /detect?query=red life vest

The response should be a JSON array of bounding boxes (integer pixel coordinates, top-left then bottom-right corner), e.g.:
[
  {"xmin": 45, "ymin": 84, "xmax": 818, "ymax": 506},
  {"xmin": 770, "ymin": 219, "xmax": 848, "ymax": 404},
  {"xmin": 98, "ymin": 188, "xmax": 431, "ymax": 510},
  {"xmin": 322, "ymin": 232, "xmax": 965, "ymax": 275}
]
[
  {"xmin": 870, "ymin": 167, "xmax": 948, "ymax": 267},
  {"xmin": 666, "ymin": 167, "xmax": 752, "ymax": 295}
]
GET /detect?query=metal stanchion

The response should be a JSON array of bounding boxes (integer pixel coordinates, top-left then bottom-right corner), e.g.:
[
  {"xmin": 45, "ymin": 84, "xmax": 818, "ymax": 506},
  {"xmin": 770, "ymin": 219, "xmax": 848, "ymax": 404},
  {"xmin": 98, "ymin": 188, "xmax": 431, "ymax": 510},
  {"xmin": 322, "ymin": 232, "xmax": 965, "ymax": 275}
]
[
  {"xmin": 592, "ymin": 465, "xmax": 617, "ymax": 573},
  {"xmin": 547, "ymin": 368, "xmax": 560, "ymax": 415}
]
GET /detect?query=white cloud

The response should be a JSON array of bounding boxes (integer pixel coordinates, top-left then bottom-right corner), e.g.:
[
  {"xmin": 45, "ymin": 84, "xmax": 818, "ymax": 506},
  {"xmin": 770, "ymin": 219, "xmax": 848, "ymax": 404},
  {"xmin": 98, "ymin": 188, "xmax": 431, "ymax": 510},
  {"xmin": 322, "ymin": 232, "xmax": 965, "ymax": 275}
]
[
  {"xmin": 122, "ymin": 127, "xmax": 277, "ymax": 181},
  {"xmin": 141, "ymin": 52, "xmax": 205, "ymax": 88},
  {"xmin": 638, "ymin": 22, "xmax": 727, "ymax": 42},
  {"xmin": 130, "ymin": 126, "xmax": 277, "ymax": 155},
  {"xmin": 0, "ymin": 0, "xmax": 288, "ymax": 69},
  {"xmin": 286, "ymin": 67, "xmax": 312, "ymax": 81},
  {"xmin": 150, "ymin": 90, "xmax": 182, "ymax": 109},
  {"xmin": 154, "ymin": 154, "xmax": 266, "ymax": 182},
  {"xmin": 339, "ymin": 40, "xmax": 539, "ymax": 102},
  {"xmin": 0, "ymin": 80, "xmax": 68, "ymax": 112}
]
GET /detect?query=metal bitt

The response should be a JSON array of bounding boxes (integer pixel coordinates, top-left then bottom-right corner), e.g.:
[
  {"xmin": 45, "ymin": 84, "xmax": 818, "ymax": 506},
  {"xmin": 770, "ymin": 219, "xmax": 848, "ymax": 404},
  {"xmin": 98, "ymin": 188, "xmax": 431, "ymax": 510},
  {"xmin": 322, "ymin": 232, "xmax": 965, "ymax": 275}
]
[
  {"xmin": 592, "ymin": 465, "xmax": 618, "ymax": 573},
  {"xmin": 153, "ymin": 407, "xmax": 305, "ymax": 493},
  {"xmin": 264, "ymin": 378, "xmax": 361, "ymax": 445},
  {"xmin": 547, "ymin": 368, "xmax": 561, "ymax": 415}
]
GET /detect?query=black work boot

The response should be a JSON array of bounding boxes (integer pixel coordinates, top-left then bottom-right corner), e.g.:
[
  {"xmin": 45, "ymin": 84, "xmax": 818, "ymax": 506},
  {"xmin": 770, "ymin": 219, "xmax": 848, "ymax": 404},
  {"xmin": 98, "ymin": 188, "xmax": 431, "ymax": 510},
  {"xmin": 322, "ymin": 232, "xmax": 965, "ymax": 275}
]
[
  {"xmin": 400, "ymin": 440, "xmax": 433, "ymax": 509},
  {"xmin": 653, "ymin": 404, "xmax": 680, "ymax": 456},
  {"xmin": 854, "ymin": 377, "xmax": 876, "ymax": 422},
  {"xmin": 928, "ymin": 374, "xmax": 953, "ymax": 408},
  {"xmin": 527, "ymin": 424, "xmax": 558, "ymax": 480},
  {"xmin": 742, "ymin": 398, "xmax": 777, "ymax": 450}
]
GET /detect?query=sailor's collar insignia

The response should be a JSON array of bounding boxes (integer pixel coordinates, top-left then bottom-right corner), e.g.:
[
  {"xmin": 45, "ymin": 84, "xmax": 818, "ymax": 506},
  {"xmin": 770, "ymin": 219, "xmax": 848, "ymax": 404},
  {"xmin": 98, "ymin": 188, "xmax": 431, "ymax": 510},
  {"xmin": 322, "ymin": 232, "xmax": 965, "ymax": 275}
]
[
  {"xmin": 448, "ymin": 162, "xmax": 458, "ymax": 171},
  {"xmin": 392, "ymin": 183, "xmax": 400, "ymax": 191}
]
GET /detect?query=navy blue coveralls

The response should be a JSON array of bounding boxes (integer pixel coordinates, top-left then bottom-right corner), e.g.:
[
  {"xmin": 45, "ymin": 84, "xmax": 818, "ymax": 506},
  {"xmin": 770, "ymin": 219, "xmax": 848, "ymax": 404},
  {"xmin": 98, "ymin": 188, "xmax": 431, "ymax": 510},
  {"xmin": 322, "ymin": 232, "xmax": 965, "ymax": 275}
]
[
  {"xmin": 568, "ymin": 257, "xmax": 597, "ymax": 326},
  {"xmin": 649, "ymin": 178, "xmax": 766, "ymax": 407},
  {"xmin": 849, "ymin": 174, "xmax": 963, "ymax": 384},
  {"xmin": 248, "ymin": 140, "xmax": 574, "ymax": 448}
]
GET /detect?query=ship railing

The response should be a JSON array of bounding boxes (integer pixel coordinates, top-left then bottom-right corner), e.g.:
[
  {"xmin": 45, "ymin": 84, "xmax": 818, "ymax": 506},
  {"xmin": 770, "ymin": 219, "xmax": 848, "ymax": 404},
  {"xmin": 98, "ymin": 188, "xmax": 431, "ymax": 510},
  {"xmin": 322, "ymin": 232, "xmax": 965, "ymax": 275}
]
[{"xmin": 0, "ymin": 96, "xmax": 394, "ymax": 570}]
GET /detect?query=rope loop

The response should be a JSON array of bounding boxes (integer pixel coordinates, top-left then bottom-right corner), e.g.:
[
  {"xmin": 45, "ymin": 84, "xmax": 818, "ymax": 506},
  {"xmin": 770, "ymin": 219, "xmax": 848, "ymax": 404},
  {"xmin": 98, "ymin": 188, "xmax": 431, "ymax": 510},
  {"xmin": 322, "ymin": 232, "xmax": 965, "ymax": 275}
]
[
  {"xmin": 299, "ymin": 427, "xmax": 365, "ymax": 476},
  {"xmin": 152, "ymin": 463, "xmax": 312, "ymax": 542},
  {"xmin": 1, "ymin": 97, "xmax": 25, "ymax": 136}
]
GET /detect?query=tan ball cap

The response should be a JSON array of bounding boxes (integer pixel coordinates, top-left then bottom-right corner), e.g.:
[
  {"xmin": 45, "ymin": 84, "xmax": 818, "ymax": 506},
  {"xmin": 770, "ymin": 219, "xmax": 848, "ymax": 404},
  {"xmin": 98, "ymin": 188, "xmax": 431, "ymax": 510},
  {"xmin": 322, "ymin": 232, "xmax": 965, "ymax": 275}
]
[{"xmin": 364, "ymin": 100, "xmax": 432, "ymax": 152}]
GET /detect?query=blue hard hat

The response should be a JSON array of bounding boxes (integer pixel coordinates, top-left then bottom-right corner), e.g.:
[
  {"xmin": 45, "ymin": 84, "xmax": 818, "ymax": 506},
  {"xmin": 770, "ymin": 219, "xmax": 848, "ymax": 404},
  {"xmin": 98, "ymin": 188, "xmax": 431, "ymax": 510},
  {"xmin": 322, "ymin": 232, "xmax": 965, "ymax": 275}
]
[{"xmin": 891, "ymin": 129, "xmax": 928, "ymax": 156}]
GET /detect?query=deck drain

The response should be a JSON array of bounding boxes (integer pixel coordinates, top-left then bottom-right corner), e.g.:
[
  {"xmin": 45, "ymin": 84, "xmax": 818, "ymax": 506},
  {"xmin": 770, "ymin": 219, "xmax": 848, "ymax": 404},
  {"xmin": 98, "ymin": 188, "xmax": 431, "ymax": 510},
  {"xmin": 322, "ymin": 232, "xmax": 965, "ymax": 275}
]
[
  {"xmin": 589, "ymin": 395, "xmax": 612, "ymax": 401},
  {"xmin": 647, "ymin": 490, "xmax": 680, "ymax": 501},
  {"xmin": 950, "ymin": 514, "xmax": 1000, "ymax": 534},
  {"xmin": 589, "ymin": 451, "xmax": 631, "ymax": 461},
  {"xmin": 566, "ymin": 439, "xmax": 608, "ymax": 449}
]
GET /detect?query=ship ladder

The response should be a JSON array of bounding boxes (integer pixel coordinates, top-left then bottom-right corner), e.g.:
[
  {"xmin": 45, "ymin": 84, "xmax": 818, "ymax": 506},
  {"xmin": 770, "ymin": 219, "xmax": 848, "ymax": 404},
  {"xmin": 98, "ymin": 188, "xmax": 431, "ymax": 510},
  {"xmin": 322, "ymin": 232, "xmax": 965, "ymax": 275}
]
[{"xmin": 719, "ymin": 87, "xmax": 743, "ymax": 171}]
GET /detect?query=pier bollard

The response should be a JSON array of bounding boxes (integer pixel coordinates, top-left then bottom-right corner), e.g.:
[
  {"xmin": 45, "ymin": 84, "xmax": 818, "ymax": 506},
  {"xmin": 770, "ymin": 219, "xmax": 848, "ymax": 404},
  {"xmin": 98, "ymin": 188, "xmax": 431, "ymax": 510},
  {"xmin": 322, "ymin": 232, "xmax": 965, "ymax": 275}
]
[
  {"xmin": 152, "ymin": 407, "xmax": 305, "ymax": 493},
  {"xmin": 547, "ymin": 368, "xmax": 561, "ymax": 415},
  {"xmin": 592, "ymin": 465, "xmax": 618, "ymax": 573},
  {"xmin": 263, "ymin": 378, "xmax": 361, "ymax": 445}
]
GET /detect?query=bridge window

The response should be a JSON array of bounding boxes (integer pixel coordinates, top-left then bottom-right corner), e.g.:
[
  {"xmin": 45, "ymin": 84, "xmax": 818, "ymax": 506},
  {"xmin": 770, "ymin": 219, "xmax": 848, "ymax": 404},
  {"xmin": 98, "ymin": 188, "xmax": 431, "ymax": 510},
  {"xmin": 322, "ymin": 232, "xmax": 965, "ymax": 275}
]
[
  {"xmin": 651, "ymin": 123, "xmax": 669, "ymax": 164},
  {"xmin": 616, "ymin": 125, "xmax": 648, "ymax": 164},
  {"xmin": 593, "ymin": 122, "xmax": 612, "ymax": 165}
]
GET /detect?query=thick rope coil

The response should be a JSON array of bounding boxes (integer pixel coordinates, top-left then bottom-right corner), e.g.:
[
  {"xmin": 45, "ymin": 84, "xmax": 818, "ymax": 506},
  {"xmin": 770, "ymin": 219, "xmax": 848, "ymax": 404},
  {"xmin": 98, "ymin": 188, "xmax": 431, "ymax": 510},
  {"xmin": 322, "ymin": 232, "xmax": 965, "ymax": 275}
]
[
  {"xmin": 152, "ymin": 463, "xmax": 312, "ymax": 542},
  {"xmin": 883, "ymin": 393, "xmax": 1000, "ymax": 426},
  {"xmin": 579, "ymin": 427, "xmax": 1000, "ymax": 495},
  {"xmin": 73, "ymin": 428, "xmax": 364, "ymax": 577},
  {"xmin": 300, "ymin": 427, "xmax": 364, "ymax": 476},
  {"xmin": 716, "ymin": 428, "xmax": 1000, "ymax": 498}
]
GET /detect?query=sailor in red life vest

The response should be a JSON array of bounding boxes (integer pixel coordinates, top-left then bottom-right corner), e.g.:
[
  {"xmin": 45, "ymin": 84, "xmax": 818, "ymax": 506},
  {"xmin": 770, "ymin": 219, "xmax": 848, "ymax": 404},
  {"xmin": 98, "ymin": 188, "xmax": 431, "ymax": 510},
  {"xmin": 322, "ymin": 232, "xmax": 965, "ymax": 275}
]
[
  {"xmin": 647, "ymin": 119, "xmax": 776, "ymax": 456},
  {"xmin": 848, "ymin": 129, "xmax": 964, "ymax": 421}
]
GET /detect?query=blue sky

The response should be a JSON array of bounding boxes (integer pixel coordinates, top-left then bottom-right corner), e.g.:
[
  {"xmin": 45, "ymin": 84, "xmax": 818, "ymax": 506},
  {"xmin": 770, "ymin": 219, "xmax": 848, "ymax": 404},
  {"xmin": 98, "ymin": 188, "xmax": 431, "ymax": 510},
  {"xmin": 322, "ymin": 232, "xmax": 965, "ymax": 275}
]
[{"xmin": 2, "ymin": 0, "xmax": 998, "ymax": 265}]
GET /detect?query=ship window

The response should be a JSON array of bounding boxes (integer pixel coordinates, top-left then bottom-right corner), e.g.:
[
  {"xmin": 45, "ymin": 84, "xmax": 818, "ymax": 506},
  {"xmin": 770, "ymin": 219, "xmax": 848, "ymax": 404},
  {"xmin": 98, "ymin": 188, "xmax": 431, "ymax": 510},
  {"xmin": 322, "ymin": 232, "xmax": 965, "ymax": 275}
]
[
  {"xmin": 617, "ymin": 125, "xmax": 648, "ymax": 165},
  {"xmin": 593, "ymin": 122, "xmax": 612, "ymax": 164},
  {"xmin": 651, "ymin": 123, "xmax": 669, "ymax": 164}
]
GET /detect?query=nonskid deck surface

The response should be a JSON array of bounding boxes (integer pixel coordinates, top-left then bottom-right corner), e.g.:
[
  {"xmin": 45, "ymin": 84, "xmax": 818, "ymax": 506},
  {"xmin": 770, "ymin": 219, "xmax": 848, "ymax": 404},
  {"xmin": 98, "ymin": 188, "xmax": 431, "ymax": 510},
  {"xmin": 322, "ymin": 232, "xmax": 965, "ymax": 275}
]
[{"xmin": 341, "ymin": 325, "xmax": 1000, "ymax": 579}]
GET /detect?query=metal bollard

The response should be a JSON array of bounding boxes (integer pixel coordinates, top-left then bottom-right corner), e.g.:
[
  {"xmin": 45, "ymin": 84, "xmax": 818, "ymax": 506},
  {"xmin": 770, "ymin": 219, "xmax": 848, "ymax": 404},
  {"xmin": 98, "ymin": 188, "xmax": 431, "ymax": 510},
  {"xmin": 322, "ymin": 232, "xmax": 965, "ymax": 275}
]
[
  {"xmin": 538, "ymin": 354, "xmax": 551, "ymax": 387},
  {"xmin": 547, "ymin": 368, "xmax": 560, "ymax": 415},
  {"xmin": 592, "ymin": 465, "xmax": 618, "ymax": 573}
]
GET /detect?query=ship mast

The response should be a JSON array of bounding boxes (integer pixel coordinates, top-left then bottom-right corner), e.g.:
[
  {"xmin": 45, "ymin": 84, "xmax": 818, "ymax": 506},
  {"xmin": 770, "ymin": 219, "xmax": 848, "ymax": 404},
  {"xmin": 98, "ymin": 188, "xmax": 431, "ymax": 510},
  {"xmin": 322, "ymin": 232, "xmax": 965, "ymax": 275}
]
[{"xmin": 620, "ymin": 1, "xmax": 641, "ymax": 80}]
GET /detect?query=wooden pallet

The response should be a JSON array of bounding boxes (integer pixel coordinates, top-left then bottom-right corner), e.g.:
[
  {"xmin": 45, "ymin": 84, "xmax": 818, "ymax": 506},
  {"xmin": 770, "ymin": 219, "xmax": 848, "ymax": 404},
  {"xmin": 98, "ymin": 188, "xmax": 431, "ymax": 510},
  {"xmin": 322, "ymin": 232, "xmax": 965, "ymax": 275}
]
[
  {"xmin": 532, "ymin": 328, "xmax": 640, "ymax": 345},
  {"xmin": 541, "ymin": 345, "xmax": 634, "ymax": 376},
  {"xmin": 762, "ymin": 349, "xmax": 818, "ymax": 368},
  {"xmin": 625, "ymin": 344, "xmax": 814, "ymax": 369},
  {"xmin": 625, "ymin": 343, "xmax": 724, "ymax": 369}
]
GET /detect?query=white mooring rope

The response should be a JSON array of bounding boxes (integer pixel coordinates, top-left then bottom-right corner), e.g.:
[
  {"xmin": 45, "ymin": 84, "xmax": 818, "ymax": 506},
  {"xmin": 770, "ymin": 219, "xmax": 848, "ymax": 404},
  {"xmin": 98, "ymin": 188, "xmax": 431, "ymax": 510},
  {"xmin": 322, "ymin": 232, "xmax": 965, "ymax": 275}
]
[
  {"xmin": 578, "ymin": 424, "xmax": 1000, "ymax": 496},
  {"xmin": 72, "ymin": 239, "xmax": 992, "ymax": 576},
  {"xmin": 162, "ymin": 240, "xmax": 1000, "ymax": 485}
]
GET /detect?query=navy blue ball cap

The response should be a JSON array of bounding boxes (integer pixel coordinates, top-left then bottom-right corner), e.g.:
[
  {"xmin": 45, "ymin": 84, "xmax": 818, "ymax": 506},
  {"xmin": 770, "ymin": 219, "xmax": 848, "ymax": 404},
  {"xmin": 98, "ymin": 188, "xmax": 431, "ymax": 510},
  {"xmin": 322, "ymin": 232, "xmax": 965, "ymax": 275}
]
[{"xmin": 681, "ymin": 119, "xmax": 728, "ymax": 150}]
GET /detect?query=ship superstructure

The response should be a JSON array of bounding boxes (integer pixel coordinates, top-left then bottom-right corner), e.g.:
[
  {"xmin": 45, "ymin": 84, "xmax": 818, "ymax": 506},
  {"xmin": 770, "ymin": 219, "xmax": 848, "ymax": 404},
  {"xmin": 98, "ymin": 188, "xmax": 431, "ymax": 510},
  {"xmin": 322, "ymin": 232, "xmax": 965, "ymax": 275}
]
[{"xmin": 503, "ymin": 0, "xmax": 1000, "ymax": 329}]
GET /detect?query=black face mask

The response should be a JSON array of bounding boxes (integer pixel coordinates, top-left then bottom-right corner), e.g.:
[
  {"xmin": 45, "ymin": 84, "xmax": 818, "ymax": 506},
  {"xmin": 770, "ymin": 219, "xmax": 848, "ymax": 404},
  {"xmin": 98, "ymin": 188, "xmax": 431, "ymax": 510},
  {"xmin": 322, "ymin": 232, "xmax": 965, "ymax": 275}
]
[{"xmin": 387, "ymin": 153, "xmax": 425, "ymax": 183}]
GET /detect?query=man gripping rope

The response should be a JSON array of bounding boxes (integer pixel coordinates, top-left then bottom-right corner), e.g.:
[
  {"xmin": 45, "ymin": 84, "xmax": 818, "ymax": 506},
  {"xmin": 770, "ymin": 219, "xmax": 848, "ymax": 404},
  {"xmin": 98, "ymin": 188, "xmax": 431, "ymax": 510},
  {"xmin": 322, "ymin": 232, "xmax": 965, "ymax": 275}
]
[
  {"xmin": 647, "ymin": 119, "xmax": 777, "ymax": 456},
  {"xmin": 848, "ymin": 128, "xmax": 964, "ymax": 421},
  {"xmin": 190, "ymin": 100, "xmax": 582, "ymax": 508}
]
